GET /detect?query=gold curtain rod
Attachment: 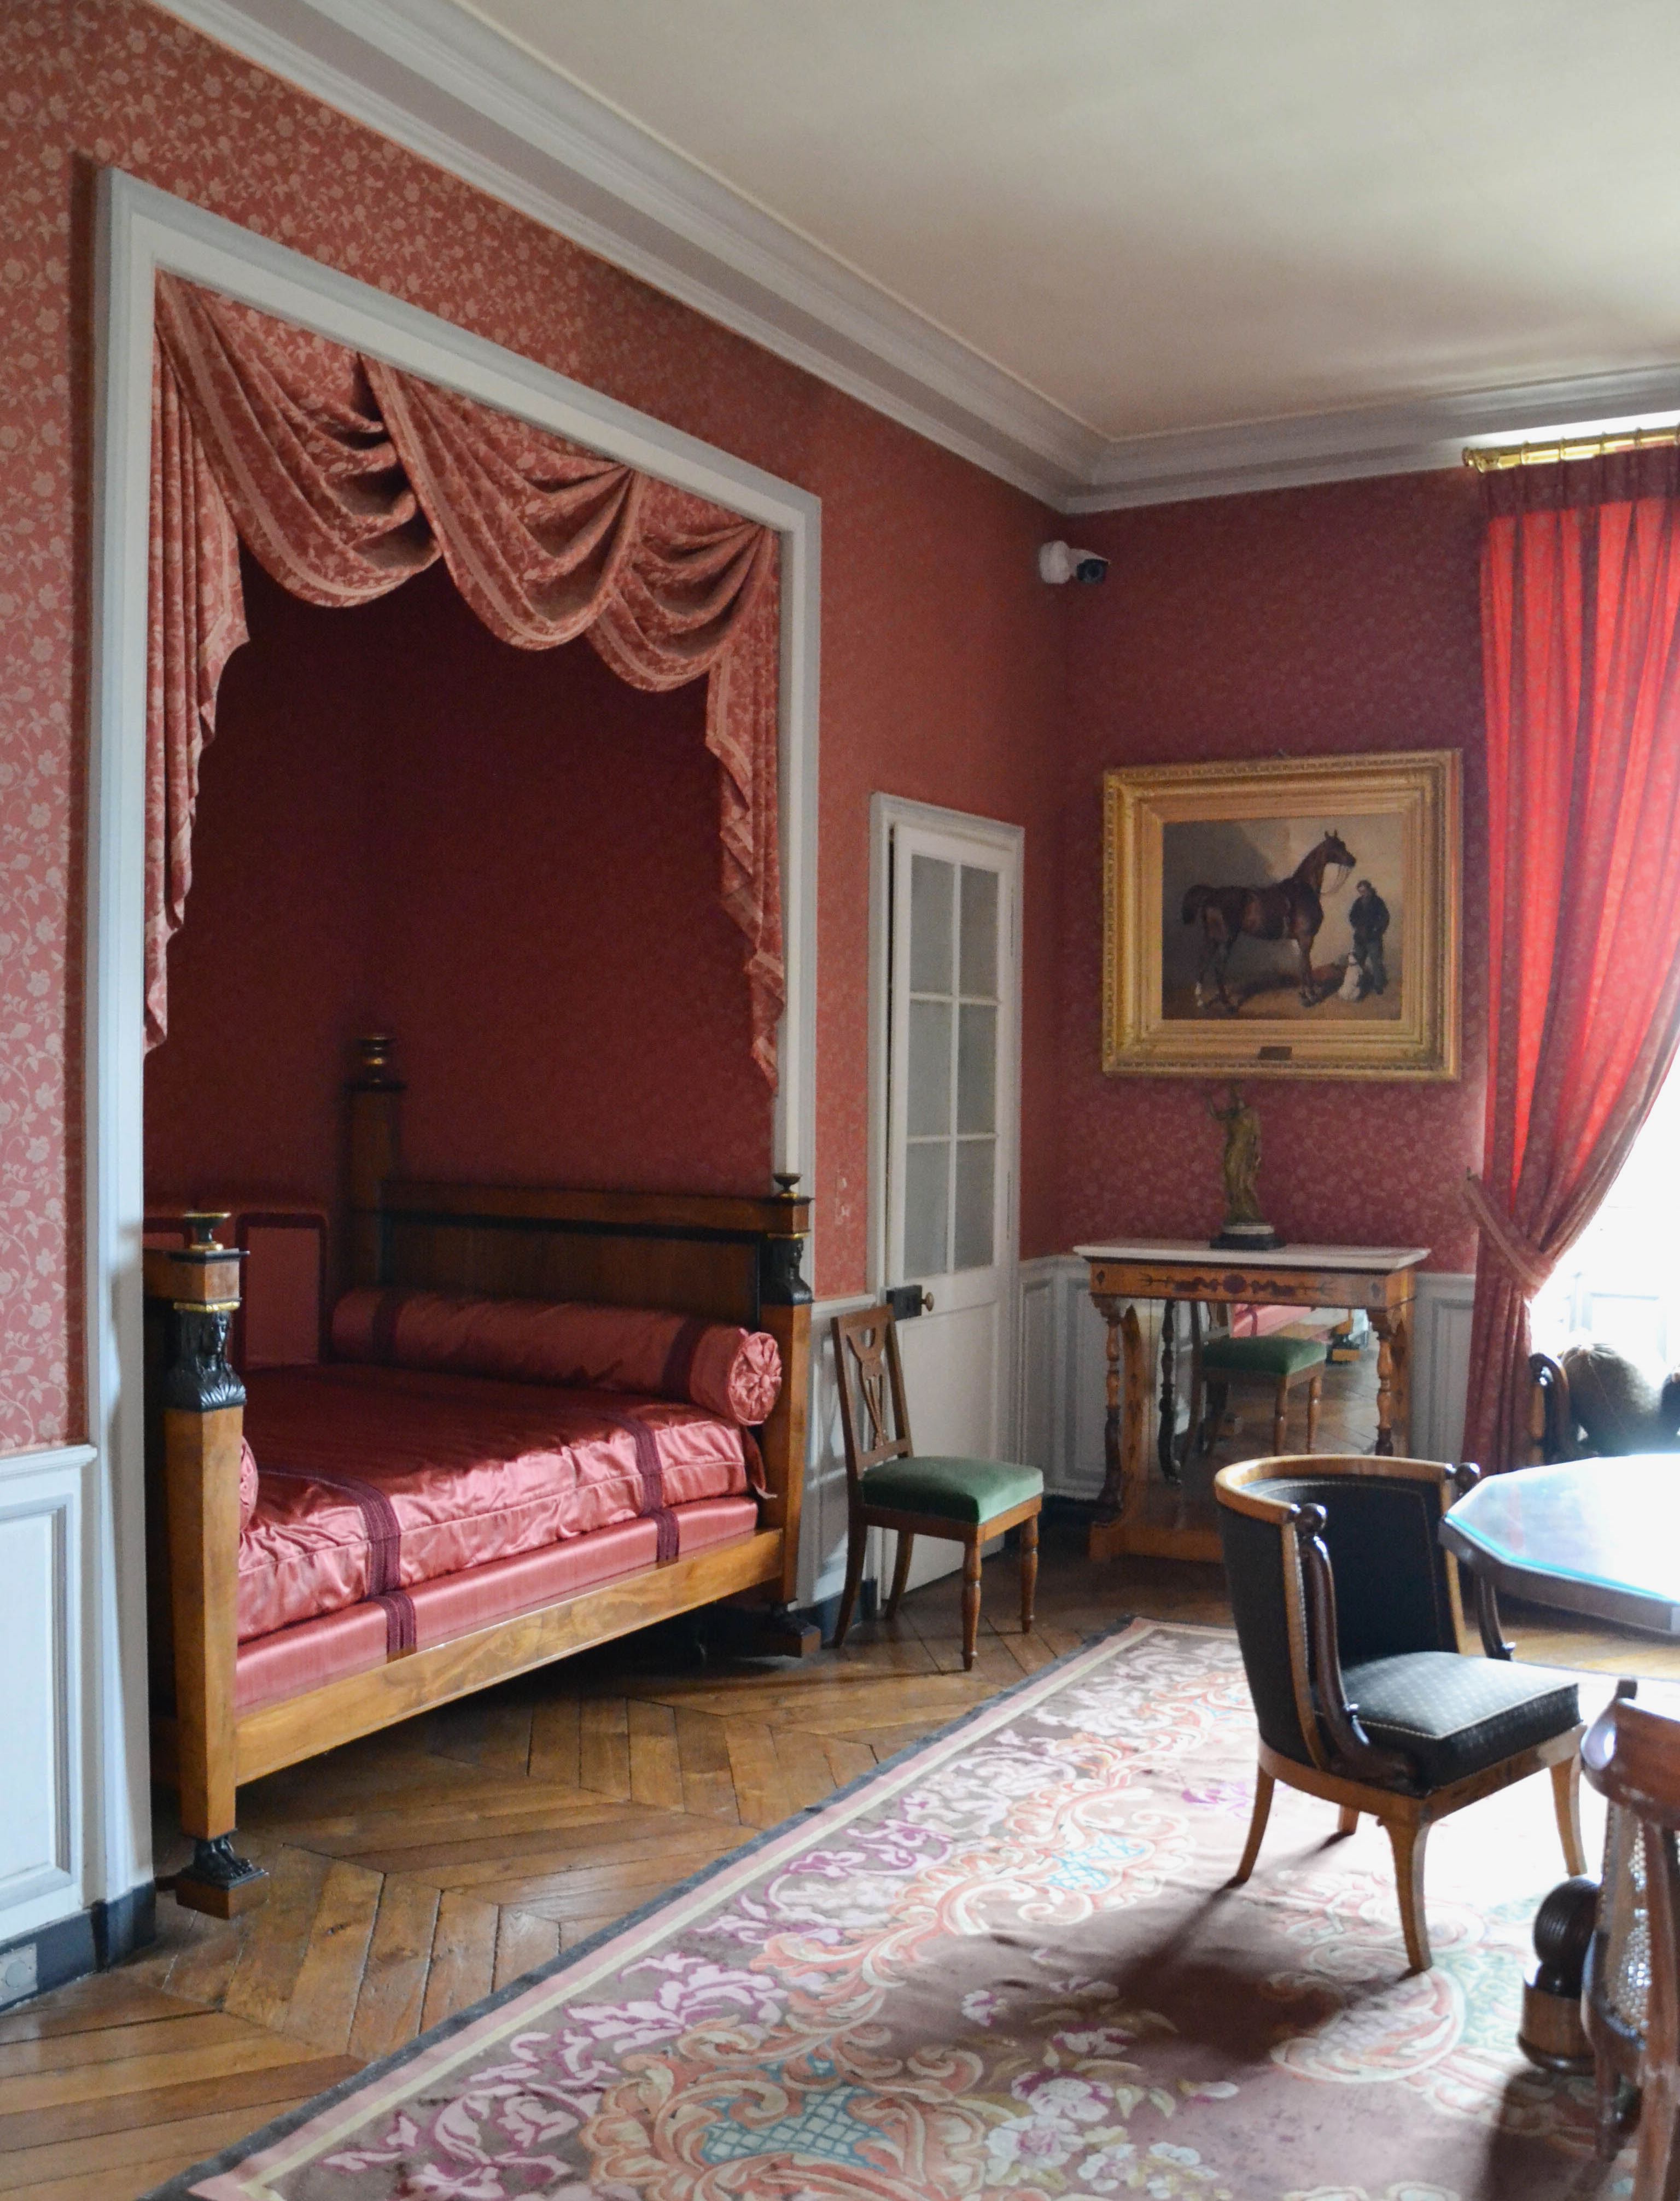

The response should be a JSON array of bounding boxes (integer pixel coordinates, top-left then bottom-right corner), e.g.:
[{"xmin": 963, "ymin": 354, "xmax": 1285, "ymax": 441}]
[{"xmin": 1464, "ymin": 423, "xmax": 1680, "ymax": 472}]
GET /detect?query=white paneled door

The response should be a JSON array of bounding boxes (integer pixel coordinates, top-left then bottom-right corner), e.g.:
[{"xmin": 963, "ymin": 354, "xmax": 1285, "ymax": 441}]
[{"xmin": 875, "ymin": 799, "xmax": 1022, "ymax": 1592}]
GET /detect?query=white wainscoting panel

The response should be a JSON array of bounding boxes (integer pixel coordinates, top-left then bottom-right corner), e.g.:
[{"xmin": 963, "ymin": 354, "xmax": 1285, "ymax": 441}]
[
  {"xmin": 1413, "ymin": 1272, "xmax": 1477, "ymax": 1465},
  {"xmin": 0, "ymin": 1446, "xmax": 93, "ymax": 1942},
  {"xmin": 1015, "ymin": 1260, "xmax": 1478, "ymax": 1491}
]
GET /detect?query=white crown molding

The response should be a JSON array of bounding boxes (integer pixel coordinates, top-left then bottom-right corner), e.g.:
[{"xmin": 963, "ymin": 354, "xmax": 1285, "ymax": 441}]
[
  {"xmin": 155, "ymin": 0, "xmax": 1680, "ymax": 513},
  {"xmin": 1067, "ymin": 361, "xmax": 1680, "ymax": 512},
  {"xmin": 155, "ymin": 0, "xmax": 1101, "ymax": 505}
]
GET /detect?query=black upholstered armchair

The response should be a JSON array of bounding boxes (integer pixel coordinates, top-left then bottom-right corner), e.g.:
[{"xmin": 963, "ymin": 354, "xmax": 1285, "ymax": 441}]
[{"xmin": 1215, "ymin": 1453, "xmax": 1587, "ymax": 1971}]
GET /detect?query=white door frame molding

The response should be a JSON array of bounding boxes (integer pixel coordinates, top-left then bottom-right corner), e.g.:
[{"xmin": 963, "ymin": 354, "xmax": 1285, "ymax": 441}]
[
  {"xmin": 868, "ymin": 795, "xmax": 1024, "ymax": 1295},
  {"xmin": 867, "ymin": 791, "xmax": 1024, "ymax": 1441},
  {"xmin": 86, "ymin": 168, "xmax": 821, "ymax": 1910}
]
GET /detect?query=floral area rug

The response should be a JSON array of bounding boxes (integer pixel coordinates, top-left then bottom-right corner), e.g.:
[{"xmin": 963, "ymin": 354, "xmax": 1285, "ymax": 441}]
[{"xmin": 154, "ymin": 1619, "xmax": 1630, "ymax": 2201}]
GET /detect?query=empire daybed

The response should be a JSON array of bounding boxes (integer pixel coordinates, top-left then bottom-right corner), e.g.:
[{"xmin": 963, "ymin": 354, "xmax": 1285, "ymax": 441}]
[{"xmin": 143, "ymin": 1042, "xmax": 810, "ymax": 1918}]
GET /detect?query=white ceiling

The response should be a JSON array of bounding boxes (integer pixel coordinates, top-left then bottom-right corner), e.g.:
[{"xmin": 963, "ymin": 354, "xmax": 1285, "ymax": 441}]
[
  {"xmin": 167, "ymin": 0, "xmax": 1680, "ymax": 506},
  {"xmin": 456, "ymin": 0, "xmax": 1680, "ymax": 440}
]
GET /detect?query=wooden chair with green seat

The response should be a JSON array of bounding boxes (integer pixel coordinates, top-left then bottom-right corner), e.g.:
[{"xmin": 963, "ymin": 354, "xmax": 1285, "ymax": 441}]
[
  {"xmin": 1192, "ymin": 1310, "xmax": 1327, "ymax": 1457},
  {"xmin": 829, "ymin": 1303, "xmax": 1044, "ymax": 1671}
]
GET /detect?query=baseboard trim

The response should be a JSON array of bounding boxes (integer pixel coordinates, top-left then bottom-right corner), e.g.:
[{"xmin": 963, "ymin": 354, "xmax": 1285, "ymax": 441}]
[{"xmin": 0, "ymin": 1882, "xmax": 156, "ymax": 2011}]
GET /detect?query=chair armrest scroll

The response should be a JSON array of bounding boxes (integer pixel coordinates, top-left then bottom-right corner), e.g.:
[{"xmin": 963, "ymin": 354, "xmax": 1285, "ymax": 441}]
[{"xmin": 1292, "ymin": 1502, "xmax": 1422, "ymax": 1793}]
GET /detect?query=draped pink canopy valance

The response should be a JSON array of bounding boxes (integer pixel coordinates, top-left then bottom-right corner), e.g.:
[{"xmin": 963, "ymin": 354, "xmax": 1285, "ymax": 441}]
[{"xmin": 147, "ymin": 275, "xmax": 784, "ymax": 1084}]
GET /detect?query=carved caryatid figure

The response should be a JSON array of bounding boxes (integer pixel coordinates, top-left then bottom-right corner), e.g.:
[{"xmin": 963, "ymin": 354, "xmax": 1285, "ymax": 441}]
[{"xmin": 1210, "ymin": 1083, "xmax": 1265, "ymax": 1228}]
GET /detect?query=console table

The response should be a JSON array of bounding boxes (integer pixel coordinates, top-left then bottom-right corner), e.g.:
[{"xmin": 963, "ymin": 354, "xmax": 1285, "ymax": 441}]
[{"xmin": 1075, "ymin": 1241, "xmax": 1431, "ymax": 1563}]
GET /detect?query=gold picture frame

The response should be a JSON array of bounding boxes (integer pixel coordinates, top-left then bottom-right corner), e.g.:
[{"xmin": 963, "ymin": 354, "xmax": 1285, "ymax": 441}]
[{"xmin": 1102, "ymin": 749, "xmax": 1460, "ymax": 1080}]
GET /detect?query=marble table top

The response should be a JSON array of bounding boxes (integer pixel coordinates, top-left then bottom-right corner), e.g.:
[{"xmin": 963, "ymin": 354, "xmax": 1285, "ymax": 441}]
[{"xmin": 1073, "ymin": 1240, "xmax": 1431, "ymax": 1274}]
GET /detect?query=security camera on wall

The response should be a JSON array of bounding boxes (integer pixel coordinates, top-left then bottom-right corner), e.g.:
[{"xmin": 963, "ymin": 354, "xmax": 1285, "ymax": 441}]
[{"xmin": 1037, "ymin": 540, "xmax": 1109, "ymax": 585}]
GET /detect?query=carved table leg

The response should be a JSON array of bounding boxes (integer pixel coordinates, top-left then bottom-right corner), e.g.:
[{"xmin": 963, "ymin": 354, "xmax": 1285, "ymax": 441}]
[
  {"xmin": 1090, "ymin": 1300, "xmax": 1146, "ymax": 1561},
  {"xmin": 1370, "ymin": 1295, "xmax": 1413, "ymax": 1457},
  {"xmin": 1094, "ymin": 1298, "xmax": 1126, "ymax": 1520},
  {"xmin": 1157, "ymin": 1303, "xmax": 1180, "ymax": 1485},
  {"xmin": 1121, "ymin": 1303, "xmax": 1146, "ymax": 1517}
]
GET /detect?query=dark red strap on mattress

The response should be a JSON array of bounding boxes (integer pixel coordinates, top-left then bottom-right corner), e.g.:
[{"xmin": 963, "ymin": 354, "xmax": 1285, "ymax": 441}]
[
  {"xmin": 366, "ymin": 1289, "xmax": 410, "ymax": 1364},
  {"xmin": 372, "ymin": 1589, "xmax": 418, "ymax": 1656},
  {"xmin": 658, "ymin": 1315, "xmax": 711, "ymax": 1403},
  {"xmin": 597, "ymin": 1409, "xmax": 678, "ymax": 1563},
  {"xmin": 261, "ymin": 1463, "xmax": 417, "ymax": 1656}
]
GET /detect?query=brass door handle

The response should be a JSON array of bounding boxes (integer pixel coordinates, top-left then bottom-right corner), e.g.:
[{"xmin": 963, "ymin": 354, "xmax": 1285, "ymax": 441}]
[{"xmin": 920, "ymin": 1290, "xmax": 935, "ymax": 1313}]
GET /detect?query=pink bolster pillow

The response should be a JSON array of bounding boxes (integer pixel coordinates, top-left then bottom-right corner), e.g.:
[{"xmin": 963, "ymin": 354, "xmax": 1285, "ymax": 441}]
[{"xmin": 330, "ymin": 1288, "xmax": 783, "ymax": 1426}]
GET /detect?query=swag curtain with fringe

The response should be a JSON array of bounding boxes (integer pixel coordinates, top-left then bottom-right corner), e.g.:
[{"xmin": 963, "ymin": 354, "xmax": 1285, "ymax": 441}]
[
  {"xmin": 146, "ymin": 274, "xmax": 784, "ymax": 1084},
  {"xmin": 1463, "ymin": 448, "xmax": 1680, "ymax": 1470}
]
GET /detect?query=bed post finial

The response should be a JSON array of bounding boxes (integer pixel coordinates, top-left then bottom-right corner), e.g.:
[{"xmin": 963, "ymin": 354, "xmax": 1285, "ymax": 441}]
[
  {"xmin": 347, "ymin": 1034, "xmax": 406, "ymax": 1287},
  {"xmin": 354, "ymin": 1034, "xmax": 401, "ymax": 1088}
]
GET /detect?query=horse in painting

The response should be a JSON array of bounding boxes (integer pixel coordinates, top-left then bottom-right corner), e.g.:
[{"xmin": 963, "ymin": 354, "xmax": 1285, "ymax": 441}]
[{"xmin": 1182, "ymin": 831, "xmax": 1356, "ymax": 1011}]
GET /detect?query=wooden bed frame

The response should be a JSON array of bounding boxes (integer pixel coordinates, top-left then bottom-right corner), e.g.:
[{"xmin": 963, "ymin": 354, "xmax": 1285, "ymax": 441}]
[{"xmin": 143, "ymin": 1038, "xmax": 810, "ymax": 1918}]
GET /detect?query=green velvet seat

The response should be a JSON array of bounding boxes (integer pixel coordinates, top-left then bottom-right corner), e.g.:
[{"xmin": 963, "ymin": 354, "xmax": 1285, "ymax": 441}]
[
  {"xmin": 1200, "ymin": 1333, "xmax": 1327, "ymax": 1377},
  {"xmin": 830, "ymin": 1304, "xmax": 1045, "ymax": 1671},
  {"xmin": 1193, "ymin": 1324, "xmax": 1328, "ymax": 1457},
  {"xmin": 860, "ymin": 1455, "xmax": 1043, "ymax": 1525}
]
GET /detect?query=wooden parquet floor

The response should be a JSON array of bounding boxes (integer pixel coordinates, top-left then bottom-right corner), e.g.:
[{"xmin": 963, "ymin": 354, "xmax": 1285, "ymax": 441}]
[{"xmin": 9, "ymin": 1357, "xmax": 1680, "ymax": 2199}]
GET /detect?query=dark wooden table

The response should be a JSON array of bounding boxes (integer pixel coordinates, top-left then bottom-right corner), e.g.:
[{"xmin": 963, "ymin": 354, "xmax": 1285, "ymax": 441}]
[
  {"xmin": 1442, "ymin": 1455, "xmax": 1680, "ymax": 2081},
  {"xmin": 1441, "ymin": 1456, "xmax": 1680, "ymax": 1638}
]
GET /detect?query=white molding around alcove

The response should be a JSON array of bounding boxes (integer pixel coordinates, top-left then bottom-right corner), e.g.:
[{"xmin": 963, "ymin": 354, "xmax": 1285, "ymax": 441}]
[{"xmin": 85, "ymin": 169, "xmax": 821, "ymax": 1908}]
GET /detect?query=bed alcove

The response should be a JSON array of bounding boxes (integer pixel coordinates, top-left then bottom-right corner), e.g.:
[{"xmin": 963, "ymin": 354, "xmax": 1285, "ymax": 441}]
[
  {"xmin": 144, "ymin": 548, "xmax": 775, "ymax": 1243},
  {"xmin": 142, "ymin": 543, "xmax": 807, "ymax": 1920}
]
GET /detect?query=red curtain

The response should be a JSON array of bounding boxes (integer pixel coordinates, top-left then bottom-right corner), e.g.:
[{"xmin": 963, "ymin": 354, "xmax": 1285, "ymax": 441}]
[
  {"xmin": 147, "ymin": 276, "xmax": 784, "ymax": 1084},
  {"xmin": 1463, "ymin": 450, "xmax": 1680, "ymax": 1469}
]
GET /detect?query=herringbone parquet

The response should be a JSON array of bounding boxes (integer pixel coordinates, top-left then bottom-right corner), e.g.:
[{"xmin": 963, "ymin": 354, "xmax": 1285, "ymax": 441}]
[
  {"xmin": 0, "ymin": 1528, "xmax": 1217, "ymax": 2201},
  {"xmin": 7, "ymin": 1357, "xmax": 1679, "ymax": 2200}
]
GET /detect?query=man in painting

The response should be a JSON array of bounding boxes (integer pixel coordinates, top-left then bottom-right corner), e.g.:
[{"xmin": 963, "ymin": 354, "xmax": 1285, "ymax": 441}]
[{"xmin": 1350, "ymin": 878, "xmax": 1390, "ymax": 996}]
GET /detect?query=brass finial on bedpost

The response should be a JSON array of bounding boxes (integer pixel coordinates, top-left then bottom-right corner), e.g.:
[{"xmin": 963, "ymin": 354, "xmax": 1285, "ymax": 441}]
[{"xmin": 351, "ymin": 1034, "xmax": 402, "ymax": 1091}]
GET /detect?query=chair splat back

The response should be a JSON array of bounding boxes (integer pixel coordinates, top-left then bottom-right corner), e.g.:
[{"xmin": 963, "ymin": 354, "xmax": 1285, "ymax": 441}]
[
  {"xmin": 826, "ymin": 1301, "xmax": 1045, "ymax": 1675},
  {"xmin": 832, "ymin": 1305, "xmax": 914, "ymax": 1481}
]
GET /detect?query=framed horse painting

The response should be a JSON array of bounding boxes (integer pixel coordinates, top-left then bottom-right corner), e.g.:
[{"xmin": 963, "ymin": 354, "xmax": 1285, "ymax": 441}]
[{"xmin": 1101, "ymin": 749, "xmax": 1460, "ymax": 1079}]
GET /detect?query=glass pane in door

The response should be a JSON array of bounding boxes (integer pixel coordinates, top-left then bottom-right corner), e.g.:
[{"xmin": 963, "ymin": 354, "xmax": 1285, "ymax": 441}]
[
  {"xmin": 953, "ymin": 1137, "xmax": 996, "ymax": 1271},
  {"xmin": 956, "ymin": 1004, "xmax": 996, "ymax": 1135},
  {"xmin": 909, "ymin": 855, "xmax": 954, "ymax": 993},
  {"xmin": 904, "ymin": 1140, "xmax": 950, "ymax": 1280},
  {"xmin": 959, "ymin": 865, "xmax": 998, "ymax": 997},
  {"xmin": 892, "ymin": 843, "xmax": 1006, "ymax": 1282},
  {"xmin": 907, "ymin": 1000, "xmax": 953, "ymax": 1136}
]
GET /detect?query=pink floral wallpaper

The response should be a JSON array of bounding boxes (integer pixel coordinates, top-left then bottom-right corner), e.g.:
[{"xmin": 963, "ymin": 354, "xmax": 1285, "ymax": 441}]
[
  {"xmin": 1057, "ymin": 472, "xmax": 1489, "ymax": 1271},
  {"xmin": 0, "ymin": 0, "xmax": 1069, "ymax": 1448}
]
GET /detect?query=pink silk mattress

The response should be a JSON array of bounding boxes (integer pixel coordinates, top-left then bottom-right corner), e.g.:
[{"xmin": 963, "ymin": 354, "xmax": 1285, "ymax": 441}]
[
  {"xmin": 234, "ymin": 1494, "xmax": 761, "ymax": 1717},
  {"xmin": 238, "ymin": 1363, "xmax": 755, "ymax": 1645}
]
